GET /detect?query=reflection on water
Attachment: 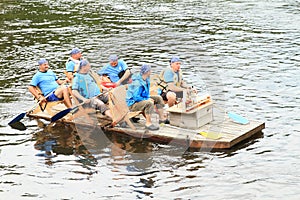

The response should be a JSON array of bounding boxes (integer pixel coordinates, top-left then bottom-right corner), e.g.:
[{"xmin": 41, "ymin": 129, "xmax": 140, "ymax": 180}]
[
  {"xmin": 32, "ymin": 120, "xmax": 157, "ymax": 167},
  {"xmin": 33, "ymin": 121, "xmax": 96, "ymax": 166},
  {"xmin": 0, "ymin": 0, "xmax": 299, "ymax": 199}
]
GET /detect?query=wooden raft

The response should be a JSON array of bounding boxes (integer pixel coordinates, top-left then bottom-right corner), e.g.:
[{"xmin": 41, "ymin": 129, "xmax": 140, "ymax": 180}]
[
  {"xmin": 28, "ymin": 107, "xmax": 265, "ymax": 149},
  {"xmin": 103, "ymin": 117, "xmax": 264, "ymax": 149},
  {"xmin": 26, "ymin": 92, "xmax": 265, "ymax": 150}
]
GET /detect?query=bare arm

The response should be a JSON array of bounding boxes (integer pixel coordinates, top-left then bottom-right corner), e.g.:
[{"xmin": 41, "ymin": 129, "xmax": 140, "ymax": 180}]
[
  {"xmin": 116, "ymin": 69, "xmax": 131, "ymax": 86},
  {"xmin": 167, "ymin": 82, "xmax": 186, "ymax": 92},
  {"xmin": 56, "ymin": 79, "xmax": 64, "ymax": 85},
  {"xmin": 72, "ymin": 90, "xmax": 90, "ymax": 103},
  {"xmin": 28, "ymin": 85, "xmax": 46, "ymax": 102},
  {"xmin": 180, "ymin": 80, "xmax": 191, "ymax": 89},
  {"xmin": 66, "ymin": 72, "xmax": 74, "ymax": 82}
]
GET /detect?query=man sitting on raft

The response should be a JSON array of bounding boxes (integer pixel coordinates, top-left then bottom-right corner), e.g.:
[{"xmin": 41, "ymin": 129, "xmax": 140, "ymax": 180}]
[
  {"xmin": 72, "ymin": 60, "xmax": 112, "ymax": 119},
  {"xmin": 28, "ymin": 58, "xmax": 72, "ymax": 109}
]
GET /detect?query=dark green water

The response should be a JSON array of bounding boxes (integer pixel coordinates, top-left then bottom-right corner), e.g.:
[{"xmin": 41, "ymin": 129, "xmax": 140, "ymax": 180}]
[{"xmin": 0, "ymin": 0, "xmax": 299, "ymax": 199}]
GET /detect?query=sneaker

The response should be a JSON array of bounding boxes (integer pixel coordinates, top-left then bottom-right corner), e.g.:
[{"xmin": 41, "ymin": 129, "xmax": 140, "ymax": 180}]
[
  {"xmin": 145, "ymin": 124, "xmax": 159, "ymax": 131},
  {"xmin": 159, "ymin": 119, "xmax": 170, "ymax": 124}
]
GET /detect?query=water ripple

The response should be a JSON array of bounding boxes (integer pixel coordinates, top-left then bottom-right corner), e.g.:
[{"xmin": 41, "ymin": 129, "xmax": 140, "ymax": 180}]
[{"xmin": 0, "ymin": 0, "xmax": 299, "ymax": 199}]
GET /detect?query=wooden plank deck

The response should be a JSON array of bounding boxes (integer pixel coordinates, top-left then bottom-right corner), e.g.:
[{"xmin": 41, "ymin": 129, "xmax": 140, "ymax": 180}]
[
  {"xmin": 27, "ymin": 102, "xmax": 265, "ymax": 150},
  {"xmin": 103, "ymin": 118, "xmax": 265, "ymax": 149}
]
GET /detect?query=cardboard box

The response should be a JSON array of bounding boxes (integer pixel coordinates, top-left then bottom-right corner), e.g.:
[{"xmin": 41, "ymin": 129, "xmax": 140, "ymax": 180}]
[{"xmin": 167, "ymin": 101, "xmax": 213, "ymax": 129}]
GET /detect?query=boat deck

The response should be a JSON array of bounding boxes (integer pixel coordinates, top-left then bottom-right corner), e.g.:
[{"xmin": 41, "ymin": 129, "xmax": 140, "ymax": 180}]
[
  {"xmin": 104, "ymin": 115, "xmax": 264, "ymax": 149},
  {"xmin": 27, "ymin": 102, "xmax": 265, "ymax": 150}
]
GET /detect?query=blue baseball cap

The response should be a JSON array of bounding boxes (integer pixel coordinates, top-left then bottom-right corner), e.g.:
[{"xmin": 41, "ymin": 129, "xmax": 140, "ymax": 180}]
[
  {"xmin": 38, "ymin": 58, "xmax": 48, "ymax": 65},
  {"xmin": 109, "ymin": 55, "xmax": 118, "ymax": 61},
  {"xmin": 140, "ymin": 64, "xmax": 151, "ymax": 74},
  {"xmin": 70, "ymin": 48, "xmax": 81, "ymax": 55},
  {"xmin": 170, "ymin": 56, "xmax": 181, "ymax": 63}
]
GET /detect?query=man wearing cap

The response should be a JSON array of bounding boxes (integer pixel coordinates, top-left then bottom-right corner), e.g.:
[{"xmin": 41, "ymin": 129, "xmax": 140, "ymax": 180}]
[
  {"xmin": 126, "ymin": 64, "xmax": 170, "ymax": 131},
  {"xmin": 158, "ymin": 56, "xmax": 192, "ymax": 107},
  {"xmin": 28, "ymin": 58, "xmax": 72, "ymax": 108},
  {"xmin": 97, "ymin": 55, "xmax": 131, "ymax": 86},
  {"xmin": 65, "ymin": 47, "xmax": 83, "ymax": 82},
  {"xmin": 72, "ymin": 59, "xmax": 112, "ymax": 119}
]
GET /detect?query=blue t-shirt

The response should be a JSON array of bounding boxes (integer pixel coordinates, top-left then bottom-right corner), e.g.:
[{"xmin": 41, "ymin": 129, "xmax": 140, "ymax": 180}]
[
  {"xmin": 72, "ymin": 73, "xmax": 101, "ymax": 99},
  {"xmin": 97, "ymin": 60, "xmax": 128, "ymax": 83},
  {"xmin": 163, "ymin": 68, "xmax": 178, "ymax": 83},
  {"xmin": 30, "ymin": 70, "xmax": 59, "ymax": 96}
]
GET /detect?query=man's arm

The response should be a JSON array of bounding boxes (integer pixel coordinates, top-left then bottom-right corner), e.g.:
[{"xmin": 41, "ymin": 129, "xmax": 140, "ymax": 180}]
[
  {"xmin": 180, "ymin": 80, "xmax": 190, "ymax": 89},
  {"xmin": 28, "ymin": 85, "xmax": 46, "ymax": 102},
  {"xmin": 116, "ymin": 69, "xmax": 131, "ymax": 86},
  {"xmin": 97, "ymin": 65, "xmax": 109, "ymax": 76},
  {"xmin": 166, "ymin": 82, "xmax": 186, "ymax": 92},
  {"xmin": 66, "ymin": 61, "xmax": 76, "ymax": 81},
  {"xmin": 66, "ymin": 72, "xmax": 74, "ymax": 82},
  {"xmin": 163, "ymin": 69, "xmax": 187, "ymax": 92},
  {"xmin": 72, "ymin": 90, "xmax": 90, "ymax": 103},
  {"xmin": 56, "ymin": 79, "xmax": 67, "ymax": 85}
]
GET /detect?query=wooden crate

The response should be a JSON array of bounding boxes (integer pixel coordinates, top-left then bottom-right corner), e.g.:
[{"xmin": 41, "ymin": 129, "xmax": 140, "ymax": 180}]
[{"xmin": 167, "ymin": 101, "xmax": 213, "ymax": 129}]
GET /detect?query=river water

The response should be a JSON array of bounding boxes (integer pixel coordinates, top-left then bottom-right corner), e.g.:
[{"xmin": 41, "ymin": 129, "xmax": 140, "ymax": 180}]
[{"xmin": 0, "ymin": 0, "xmax": 299, "ymax": 199}]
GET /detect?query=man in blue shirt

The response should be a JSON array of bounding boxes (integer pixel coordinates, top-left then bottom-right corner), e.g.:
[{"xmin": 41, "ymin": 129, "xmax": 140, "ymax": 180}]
[
  {"xmin": 72, "ymin": 60, "xmax": 112, "ymax": 119},
  {"xmin": 160, "ymin": 56, "xmax": 192, "ymax": 107},
  {"xmin": 98, "ymin": 55, "xmax": 131, "ymax": 86},
  {"xmin": 28, "ymin": 58, "xmax": 72, "ymax": 108},
  {"xmin": 126, "ymin": 64, "xmax": 169, "ymax": 131},
  {"xmin": 65, "ymin": 47, "xmax": 83, "ymax": 82}
]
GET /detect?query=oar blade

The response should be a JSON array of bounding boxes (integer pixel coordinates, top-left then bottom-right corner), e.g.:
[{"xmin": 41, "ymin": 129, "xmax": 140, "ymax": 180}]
[
  {"xmin": 8, "ymin": 113, "xmax": 26, "ymax": 125},
  {"xmin": 9, "ymin": 121, "xmax": 27, "ymax": 131},
  {"xmin": 50, "ymin": 108, "xmax": 72, "ymax": 122},
  {"xmin": 227, "ymin": 112, "xmax": 249, "ymax": 125},
  {"xmin": 199, "ymin": 131, "xmax": 222, "ymax": 140}
]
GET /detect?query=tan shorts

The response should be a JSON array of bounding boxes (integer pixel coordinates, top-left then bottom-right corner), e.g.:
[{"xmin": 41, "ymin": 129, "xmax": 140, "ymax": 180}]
[
  {"xmin": 129, "ymin": 99, "xmax": 153, "ymax": 115},
  {"xmin": 90, "ymin": 97, "xmax": 109, "ymax": 115},
  {"xmin": 129, "ymin": 95, "xmax": 164, "ymax": 115},
  {"xmin": 150, "ymin": 95, "xmax": 164, "ymax": 109}
]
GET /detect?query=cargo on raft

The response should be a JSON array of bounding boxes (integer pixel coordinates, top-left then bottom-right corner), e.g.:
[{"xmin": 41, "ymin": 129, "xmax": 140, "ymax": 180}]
[{"xmin": 25, "ymin": 86, "xmax": 265, "ymax": 150}]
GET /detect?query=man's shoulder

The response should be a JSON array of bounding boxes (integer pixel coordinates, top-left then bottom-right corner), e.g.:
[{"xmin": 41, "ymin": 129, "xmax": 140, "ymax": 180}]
[
  {"xmin": 164, "ymin": 68, "xmax": 172, "ymax": 73},
  {"xmin": 66, "ymin": 60, "xmax": 75, "ymax": 68},
  {"xmin": 118, "ymin": 59, "xmax": 126, "ymax": 64},
  {"xmin": 35, "ymin": 70, "xmax": 54, "ymax": 76},
  {"xmin": 102, "ymin": 64, "xmax": 111, "ymax": 69},
  {"xmin": 98, "ymin": 65, "xmax": 110, "ymax": 74},
  {"xmin": 118, "ymin": 60, "xmax": 128, "ymax": 68},
  {"xmin": 73, "ymin": 73, "xmax": 89, "ymax": 85},
  {"xmin": 75, "ymin": 72, "xmax": 88, "ymax": 78},
  {"xmin": 47, "ymin": 69, "xmax": 56, "ymax": 76},
  {"xmin": 163, "ymin": 68, "xmax": 174, "ymax": 76},
  {"xmin": 163, "ymin": 68, "xmax": 175, "ymax": 82}
]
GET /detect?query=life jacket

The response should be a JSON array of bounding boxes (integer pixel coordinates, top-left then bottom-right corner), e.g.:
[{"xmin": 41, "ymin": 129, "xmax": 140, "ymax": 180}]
[
  {"xmin": 154, "ymin": 68, "xmax": 183, "ymax": 94},
  {"xmin": 66, "ymin": 57, "xmax": 81, "ymax": 72}
]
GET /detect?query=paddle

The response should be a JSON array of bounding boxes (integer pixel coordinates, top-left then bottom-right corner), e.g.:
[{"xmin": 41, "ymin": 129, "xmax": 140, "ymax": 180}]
[
  {"xmin": 8, "ymin": 121, "xmax": 27, "ymax": 131},
  {"xmin": 8, "ymin": 100, "xmax": 42, "ymax": 125},
  {"xmin": 214, "ymin": 104, "xmax": 249, "ymax": 125},
  {"xmin": 7, "ymin": 86, "xmax": 61, "ymax": 125},
  {"xmin": 8, "ymin": 113, "xmax": 27, "ymax": 125},
  {"xmin": 51, "ymin": 91, "xmax": 108, "ymax": 123},
  {"xmin": 50, "ymin": 102, "xmax": 84, "ymax": 122}
]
